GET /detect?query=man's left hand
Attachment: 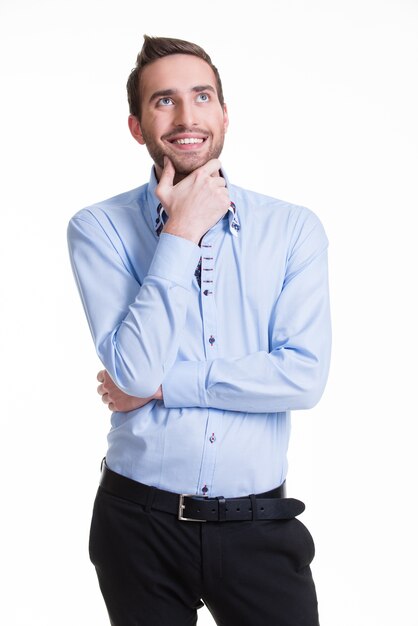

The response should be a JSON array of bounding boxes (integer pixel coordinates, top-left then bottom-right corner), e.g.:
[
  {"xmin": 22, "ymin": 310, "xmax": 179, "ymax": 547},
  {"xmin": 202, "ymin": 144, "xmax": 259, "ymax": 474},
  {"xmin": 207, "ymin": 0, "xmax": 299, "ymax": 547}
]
[{"xmin": 97, "ymin": 370, "xmax": 162, "ymax": 412}]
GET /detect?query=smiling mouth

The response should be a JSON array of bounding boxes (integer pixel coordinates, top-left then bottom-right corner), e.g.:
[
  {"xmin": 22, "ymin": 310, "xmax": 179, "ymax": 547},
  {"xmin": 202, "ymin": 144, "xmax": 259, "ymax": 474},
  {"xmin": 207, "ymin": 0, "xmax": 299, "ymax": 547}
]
[
  {"xmin": 165, "ymin": 131, "xmax": 209, "ymax": 149},
  {"xmin": 171, "ymin": 137, "xmax": 205, "ymax": 145}
]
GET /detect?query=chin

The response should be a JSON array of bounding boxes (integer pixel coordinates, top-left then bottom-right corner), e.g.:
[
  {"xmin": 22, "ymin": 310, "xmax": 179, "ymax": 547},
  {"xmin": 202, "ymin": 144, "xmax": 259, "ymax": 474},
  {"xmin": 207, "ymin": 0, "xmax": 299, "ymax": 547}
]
[{"xmin": 171, "ymin": 154, "xmax": 209, "ymax": 175}]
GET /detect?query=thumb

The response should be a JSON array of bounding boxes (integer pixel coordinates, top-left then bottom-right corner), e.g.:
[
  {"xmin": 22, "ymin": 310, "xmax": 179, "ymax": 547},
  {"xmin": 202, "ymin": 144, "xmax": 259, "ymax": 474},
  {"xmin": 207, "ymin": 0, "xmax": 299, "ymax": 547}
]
[{"xmin": 158, "ymin": 156, "xmax": 175, "ymax": 191}]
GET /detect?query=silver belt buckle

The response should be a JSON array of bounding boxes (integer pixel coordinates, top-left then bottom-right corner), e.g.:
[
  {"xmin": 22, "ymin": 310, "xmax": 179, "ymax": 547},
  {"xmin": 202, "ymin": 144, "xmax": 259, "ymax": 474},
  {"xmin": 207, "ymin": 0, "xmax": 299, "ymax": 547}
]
[{"xmin": 178, "ymin": 494, "xmax": 207, "ymax": 522}]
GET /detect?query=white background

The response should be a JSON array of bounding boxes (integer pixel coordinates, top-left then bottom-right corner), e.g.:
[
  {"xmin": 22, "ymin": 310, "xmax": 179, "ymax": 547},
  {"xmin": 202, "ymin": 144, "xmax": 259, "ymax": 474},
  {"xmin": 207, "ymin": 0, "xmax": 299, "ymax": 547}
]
[{"xmin": 1, "ymin": 0, "xmax": 417, "ymax": 624}]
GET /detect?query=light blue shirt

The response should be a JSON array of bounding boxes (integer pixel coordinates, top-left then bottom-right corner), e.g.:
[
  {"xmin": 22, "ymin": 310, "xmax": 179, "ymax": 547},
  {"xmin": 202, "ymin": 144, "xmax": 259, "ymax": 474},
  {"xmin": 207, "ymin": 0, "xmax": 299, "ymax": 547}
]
[{"xmin": 68, "ymin": 169, "xmax": 331, "ymax": 498}]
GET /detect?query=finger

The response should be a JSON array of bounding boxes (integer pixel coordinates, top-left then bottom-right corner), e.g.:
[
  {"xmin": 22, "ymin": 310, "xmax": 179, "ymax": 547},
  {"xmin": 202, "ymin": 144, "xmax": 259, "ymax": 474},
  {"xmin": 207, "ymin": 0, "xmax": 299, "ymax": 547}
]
[
  {"xmin": 157, "ymin": 156, "xmax": 175, "ymax": 191},
  {"xmin": 97, "ymin": 370, "xmax": 105, "ymax": 383},
  {"xmin": 198, "ymin": 158, "xmax": 222, "ymax": 177},
  {"xmin": 101, "ymin": 393, "xmax": 109, "ymax": 405},
  {"xmin": 97, "ymin": 383, "xmax": 105, "ymax": 396},
  {"xmin": 108, "ymin": 403, "xmax": 114, "ymax": 411}
]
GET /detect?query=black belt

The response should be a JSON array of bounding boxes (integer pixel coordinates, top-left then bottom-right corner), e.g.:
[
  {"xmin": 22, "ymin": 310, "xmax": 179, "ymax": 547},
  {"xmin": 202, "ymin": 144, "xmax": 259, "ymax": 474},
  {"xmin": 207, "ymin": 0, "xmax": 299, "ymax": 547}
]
[{"xmin": 99, "ymin": 462, "xmax": 305, "ymax": 522}]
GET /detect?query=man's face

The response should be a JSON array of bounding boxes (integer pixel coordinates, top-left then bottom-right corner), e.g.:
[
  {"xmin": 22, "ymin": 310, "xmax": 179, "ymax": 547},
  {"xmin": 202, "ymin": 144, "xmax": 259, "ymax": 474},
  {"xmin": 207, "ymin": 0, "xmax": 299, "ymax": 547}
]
[{"xmin": 129, "ymin": 54, "xmax": 229, "ymax": 180}]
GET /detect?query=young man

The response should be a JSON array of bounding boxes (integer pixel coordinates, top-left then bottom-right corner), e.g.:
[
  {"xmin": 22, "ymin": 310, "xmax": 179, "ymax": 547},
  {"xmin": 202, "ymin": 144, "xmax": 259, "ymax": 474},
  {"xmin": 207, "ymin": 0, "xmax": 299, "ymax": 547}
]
[{"xmin": 68, "ymin": 35, "xmax": 331, "ymax": 626}]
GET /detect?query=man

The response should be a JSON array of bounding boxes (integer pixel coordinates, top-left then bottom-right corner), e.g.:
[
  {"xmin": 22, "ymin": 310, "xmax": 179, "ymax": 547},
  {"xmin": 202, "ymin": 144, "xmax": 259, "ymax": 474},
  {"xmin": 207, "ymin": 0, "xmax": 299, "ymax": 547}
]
[{"xmin": 68, "ymin": 35, "xmax": 331, "ymax": 626}]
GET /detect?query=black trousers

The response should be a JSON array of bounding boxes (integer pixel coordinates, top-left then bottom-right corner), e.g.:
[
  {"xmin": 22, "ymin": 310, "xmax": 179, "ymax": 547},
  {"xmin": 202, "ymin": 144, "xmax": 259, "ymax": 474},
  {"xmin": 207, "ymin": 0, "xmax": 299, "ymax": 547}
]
[{"xmin": 89, "ymin": 483, "xmax": 319, "ymax": 626}]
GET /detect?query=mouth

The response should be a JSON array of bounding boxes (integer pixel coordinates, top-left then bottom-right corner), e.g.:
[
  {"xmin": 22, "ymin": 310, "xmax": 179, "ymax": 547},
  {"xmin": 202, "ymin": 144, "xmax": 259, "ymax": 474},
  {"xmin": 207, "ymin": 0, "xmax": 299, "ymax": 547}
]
[
  {"xmin": 172, "ymin": 137, "xmax": 205, "ymax": 145},
  {"xmin": 166, "ymin": 133, "xmax": 208, "ymax": 151}
]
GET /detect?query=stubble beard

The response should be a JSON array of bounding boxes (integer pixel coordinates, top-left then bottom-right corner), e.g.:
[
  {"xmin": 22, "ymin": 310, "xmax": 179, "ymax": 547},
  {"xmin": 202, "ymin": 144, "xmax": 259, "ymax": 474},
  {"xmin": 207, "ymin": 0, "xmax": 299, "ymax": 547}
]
[{"xmin": 143, "ymin": 131, "xmax": 225, "ymax": 178}]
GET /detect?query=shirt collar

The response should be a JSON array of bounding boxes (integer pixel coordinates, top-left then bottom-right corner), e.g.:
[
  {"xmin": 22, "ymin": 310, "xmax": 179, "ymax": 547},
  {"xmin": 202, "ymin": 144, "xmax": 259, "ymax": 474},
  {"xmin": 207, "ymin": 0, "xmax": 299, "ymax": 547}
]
[{"xmin": 146, "ymin": 166, "xmax": 240, "ymax": 238}]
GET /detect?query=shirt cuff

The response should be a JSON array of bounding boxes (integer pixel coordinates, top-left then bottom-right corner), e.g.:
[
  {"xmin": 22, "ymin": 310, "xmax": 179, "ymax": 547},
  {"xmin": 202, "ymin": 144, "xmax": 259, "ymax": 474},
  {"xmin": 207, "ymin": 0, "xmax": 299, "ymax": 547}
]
[
  {"xmin": 162, "ymin": 360, "xmax": 207, "ymax": 408},
  {"xmin": 147, "ymin": 233, "xmax": 202, "ymax": 290}
]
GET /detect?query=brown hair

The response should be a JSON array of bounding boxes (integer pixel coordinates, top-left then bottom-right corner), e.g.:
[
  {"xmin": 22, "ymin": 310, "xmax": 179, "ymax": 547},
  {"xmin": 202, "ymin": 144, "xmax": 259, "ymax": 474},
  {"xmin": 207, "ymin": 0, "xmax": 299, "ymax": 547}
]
[{"xmin": 126, "ymin": 35, "xmax": 224, "ymax": 119}]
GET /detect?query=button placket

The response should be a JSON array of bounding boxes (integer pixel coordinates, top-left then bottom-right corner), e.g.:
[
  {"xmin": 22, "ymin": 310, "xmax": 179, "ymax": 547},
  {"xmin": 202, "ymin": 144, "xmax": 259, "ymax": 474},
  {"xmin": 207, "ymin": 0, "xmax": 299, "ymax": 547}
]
[
  {"xmin": 196, "ymin": 227, "xmax": 225, "ymax": 496},
  {"xmin": 200, "ymin": 239, "xmax": 218, "ymax": 358},
  {"xmin": 202, "ymin": 253, "xmax": 214, "ymax": 296},
  {"xmin": 196, "ymin": 409, "xmax": 222, "ymax": 499}
]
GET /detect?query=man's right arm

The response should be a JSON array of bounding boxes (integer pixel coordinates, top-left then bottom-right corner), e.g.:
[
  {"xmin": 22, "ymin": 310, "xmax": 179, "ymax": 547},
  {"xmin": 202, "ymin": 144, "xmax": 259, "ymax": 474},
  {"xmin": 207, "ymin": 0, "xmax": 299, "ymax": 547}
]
[
  {"xmin": 68, "ymin": 158, "xmax": 229, "ymax": 398},
  {"xmin": 68, "ymin": 218, "xmax": 200, "ymax": 397}
]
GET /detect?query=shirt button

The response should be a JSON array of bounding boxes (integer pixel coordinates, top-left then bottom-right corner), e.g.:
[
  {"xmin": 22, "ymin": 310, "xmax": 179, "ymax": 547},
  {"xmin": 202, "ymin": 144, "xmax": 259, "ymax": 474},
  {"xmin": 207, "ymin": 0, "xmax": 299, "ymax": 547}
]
[
  {"xmin": 209, "ymin": 433, "xmax": 216, "ymax": 443},
  {"xmin": 209, "ymin": 335, "xmax": 215, "ymax": 346},
  {"xmin": 203, "ymin": 289, "xmax": 209, "ymax": 296}
]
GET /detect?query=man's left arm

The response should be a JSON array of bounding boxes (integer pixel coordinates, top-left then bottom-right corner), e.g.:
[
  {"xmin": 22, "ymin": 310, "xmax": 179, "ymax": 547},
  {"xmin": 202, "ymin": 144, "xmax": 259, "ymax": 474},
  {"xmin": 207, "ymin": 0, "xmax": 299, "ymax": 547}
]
[{"xmin": 163, "ymin": 227, "xmax": 331, "ymax": 413}]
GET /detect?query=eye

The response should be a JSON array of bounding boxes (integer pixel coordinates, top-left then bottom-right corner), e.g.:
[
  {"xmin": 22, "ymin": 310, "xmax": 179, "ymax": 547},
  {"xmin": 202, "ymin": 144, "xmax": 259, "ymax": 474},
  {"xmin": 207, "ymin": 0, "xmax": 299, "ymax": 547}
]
[
  {"xmin": 158, "ymin": 97, "xmax": 174, "ymax": 106},
  {"xmin": 196, "ymin": 93, "xmax": 210, "ymax": 103}
]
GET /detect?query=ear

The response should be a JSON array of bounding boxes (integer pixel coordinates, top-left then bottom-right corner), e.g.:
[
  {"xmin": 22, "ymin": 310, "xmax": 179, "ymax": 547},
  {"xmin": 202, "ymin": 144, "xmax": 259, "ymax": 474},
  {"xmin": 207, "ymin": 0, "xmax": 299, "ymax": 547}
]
[
  {"xmin": 128, "ymin": 115, "xmax": 146, "ymax": 145},
  {"xmin": 222, "ymin": 103, "xmax": 229, "ymax": 134}
]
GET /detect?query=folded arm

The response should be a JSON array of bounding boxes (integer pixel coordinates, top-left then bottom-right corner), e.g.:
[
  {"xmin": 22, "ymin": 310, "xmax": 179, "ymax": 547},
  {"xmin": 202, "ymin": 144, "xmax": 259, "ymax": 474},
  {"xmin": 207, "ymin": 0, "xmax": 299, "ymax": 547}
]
[{"xmin": 95, "ymin": 212, "xmax": 331, "ymax": 414}]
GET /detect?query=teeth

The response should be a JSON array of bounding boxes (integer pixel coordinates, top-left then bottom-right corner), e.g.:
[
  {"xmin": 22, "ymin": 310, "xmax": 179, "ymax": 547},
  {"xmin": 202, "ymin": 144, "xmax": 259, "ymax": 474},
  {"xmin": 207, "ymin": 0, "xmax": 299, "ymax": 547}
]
[{"xmin": 174, "ymin": 138, "xmax": 204, "ymax": 144}]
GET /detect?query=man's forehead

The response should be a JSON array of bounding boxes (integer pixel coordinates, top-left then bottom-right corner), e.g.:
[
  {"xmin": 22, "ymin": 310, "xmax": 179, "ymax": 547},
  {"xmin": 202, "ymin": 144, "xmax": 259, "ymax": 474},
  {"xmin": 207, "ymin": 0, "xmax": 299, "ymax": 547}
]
[{"xmin": 140, "ymin": 54, "xmax": 217, "ymax": 95}]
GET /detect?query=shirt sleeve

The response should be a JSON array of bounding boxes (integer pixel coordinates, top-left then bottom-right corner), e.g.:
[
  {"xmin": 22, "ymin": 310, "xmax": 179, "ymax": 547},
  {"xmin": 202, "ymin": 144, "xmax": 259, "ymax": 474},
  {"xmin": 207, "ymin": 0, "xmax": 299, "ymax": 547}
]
[
  {"xmin": 162, "ymin": 215, "xmax": 331, "ymax": 413},
  {"xmin": 67, "ymin": 213, "xmax": 202, "ymax": 397}
]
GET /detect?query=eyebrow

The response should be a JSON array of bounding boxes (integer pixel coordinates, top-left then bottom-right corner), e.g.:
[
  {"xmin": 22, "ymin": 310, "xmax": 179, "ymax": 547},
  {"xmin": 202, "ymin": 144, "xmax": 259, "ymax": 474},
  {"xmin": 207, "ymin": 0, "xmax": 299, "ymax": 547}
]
[{"xmin": 149, "ymin": 84, "xmax": 216, "ymax": 104}]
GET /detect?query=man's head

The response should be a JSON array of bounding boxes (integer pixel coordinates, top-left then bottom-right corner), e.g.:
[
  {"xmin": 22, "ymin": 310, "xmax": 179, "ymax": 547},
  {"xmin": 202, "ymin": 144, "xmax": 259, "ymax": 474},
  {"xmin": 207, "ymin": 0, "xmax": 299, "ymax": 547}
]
[{"xmin": 127, "ymin": 36, "xmax": 228, "ymax": 181}]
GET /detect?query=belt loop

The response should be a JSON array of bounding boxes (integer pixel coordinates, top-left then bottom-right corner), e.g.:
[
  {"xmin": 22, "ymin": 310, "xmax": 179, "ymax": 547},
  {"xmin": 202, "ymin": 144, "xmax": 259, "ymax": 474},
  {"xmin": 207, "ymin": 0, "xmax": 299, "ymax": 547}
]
[
  {"xmin": 249, "ymin": 494, "xmax": 258, "ymax": 521},
  {"xmin": 217, "ymin": 496, "xmax": 226, "ymax": 521},
  {"xmin": 145, "ymin": 486, "xmax": 157, "ymax": 513}
]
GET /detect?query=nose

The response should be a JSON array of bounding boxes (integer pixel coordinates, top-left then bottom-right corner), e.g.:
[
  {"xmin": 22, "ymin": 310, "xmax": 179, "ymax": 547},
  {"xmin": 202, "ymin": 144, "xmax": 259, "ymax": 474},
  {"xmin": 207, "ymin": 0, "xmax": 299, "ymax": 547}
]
[{"xmin": 174, "ymin": 99, "xmax": 198, "ymax": 128}]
